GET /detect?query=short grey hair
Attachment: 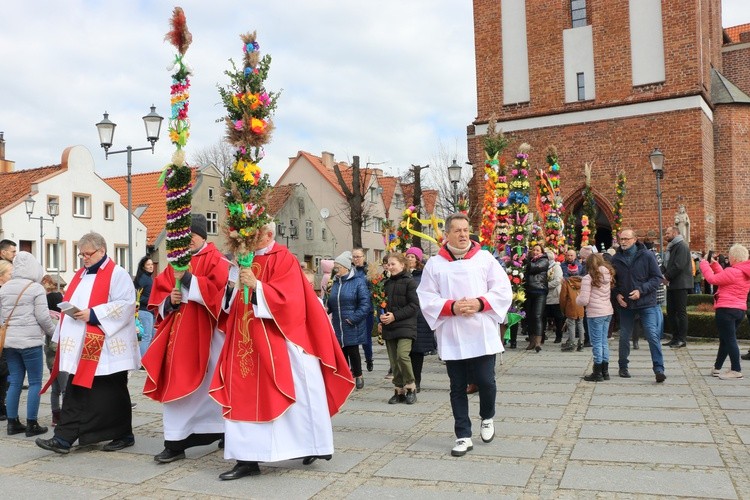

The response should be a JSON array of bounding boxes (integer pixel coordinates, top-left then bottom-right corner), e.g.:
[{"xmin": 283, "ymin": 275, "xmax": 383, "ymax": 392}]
[
  {"xmin": 78, "ymin": 232, "xmax": 107, "ymax": 252},
  {"xmin": 264, "ymin": 221, "xmax": 277, "ymax": 238},
  {"xmin": 445, "ymin": 212, "xmax": 470, "ymax": 231},
  {"xmin": 728, "ymin": 244, "xmax": 749, "ymax": 263}
]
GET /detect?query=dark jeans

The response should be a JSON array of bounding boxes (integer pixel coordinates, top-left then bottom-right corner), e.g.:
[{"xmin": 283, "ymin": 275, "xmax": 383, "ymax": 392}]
[
  {"xmin": 525, "ymin": 292, "xmax": 547, "ymax": 338},
  {"xmin": 342, "ymin": 345, "xmax": 362, "ymax": 377},
  {"xmin": 715, "ymin": 308, "xmax": 743, "ymax": 372},
  {"xmin": 542, "ymin": 304, "xmax": 565, "ymax": 339},
  {"xmin": 666, "ymin": 288, "xmax": 689, "ymax": 343},
  {"xmin": 410, "ymin": 352, "xmax": 424, "ymax": 388},
  {"xmin": 445, "ymin": 354, "xmax": 496, "ymax": 439},
  {"xmin": 362, "ymin": 314, "xmax": 374, "ymax": 362}
]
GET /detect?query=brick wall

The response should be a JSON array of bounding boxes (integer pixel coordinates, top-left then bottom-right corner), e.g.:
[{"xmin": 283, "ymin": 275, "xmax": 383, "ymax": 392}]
[{"xmin": 722, "ymin": 45, "xmax": 750, "ymax": 96}]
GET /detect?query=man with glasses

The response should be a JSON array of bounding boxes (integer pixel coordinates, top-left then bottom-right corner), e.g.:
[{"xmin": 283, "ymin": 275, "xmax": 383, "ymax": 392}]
[
  {"xmin": 352, "ymin": 247, "xmax": 375, "ymax": 372},
  {"xmin": 610, "ymin": 229, "xmax": 667, "ymax": 383},
  {"xmin": 36, "ymin": 232, "xmax": 140, "ymax": 454}
]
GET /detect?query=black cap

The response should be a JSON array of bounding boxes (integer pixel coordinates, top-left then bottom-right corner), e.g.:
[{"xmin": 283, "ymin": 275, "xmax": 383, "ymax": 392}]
[{"xmin": 191, "ymin": 214, "xmax": 208, "ymax": 239}]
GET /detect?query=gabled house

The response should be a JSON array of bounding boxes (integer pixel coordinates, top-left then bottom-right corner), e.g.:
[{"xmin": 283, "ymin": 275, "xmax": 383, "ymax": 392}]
[
  {"xmin": 275, "ymin": 151, "xmax": 387, "ymax": 263},
  {"xmin": 104, "ymin": 164, "xmax": 226, "ymax": 272},
  {"xmin": 0, "ymin": 145, "xmax": 147, "ymax": 282},
  {"xmin": 268, "ymin": 183, "xmax": 336, "ymax": 270}
]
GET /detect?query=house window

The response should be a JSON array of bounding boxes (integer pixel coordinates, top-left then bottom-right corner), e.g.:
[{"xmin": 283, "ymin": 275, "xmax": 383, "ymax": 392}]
[
  {"xmin": 314, "ymin": 256, "xmax": 322, "ymax": 271},
  {"xmin": 46, "ymin": 241, "xmax": 66, "ymax": 272},
  {"xmin": 206, "ymin": 212, "xmax": 218, "ymax": 235},
  {"xmin": 115, "ymin": 245, "xmax": 128, "ymax": 270},
  {"xmin": 208, "ymin": 187, "xmax": 215, "ymax": 201},
  {"xmin": 576, "ymin": 72, "xmax": 585, "ymax": 101},
  {"xmin": 372, "ymin": 218, "xmax": 382, "ymax": 233},
  {"xmin": 363, "ymin": 216, "xmax": 369, "ymax": 231},
  {"xmin": 104, "ymin": 202, "xmax": 114, "ymax": 221},
  {"xmin": 298, "ymin": 198, "xmax": 305, "ymax": 215},
  {"xmin": 305, "ymin": 220, "xmax": 313, "ymax": 240},
  {"xmin": 571, "ymin": 0, "xmax": 587, "ymax": 28},
  {"xmin": 73, "ymin": 242, "xmax": 83, "ymax": 270},
  {"xmin": 73, "ymin": 194, "xmax": 91, "ymax": 218},
  {"xmin": 322, "ymin": 228, "xmax": 327, "ymax": 241},
  {"xmin": 370, "ymin": 187, "xmax": 377, "ymax": 202}
]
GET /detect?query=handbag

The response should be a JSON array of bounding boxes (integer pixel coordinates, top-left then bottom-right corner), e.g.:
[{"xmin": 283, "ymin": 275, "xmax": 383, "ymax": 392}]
[{"xmin": 0, "ymin": 281, "xmax": 34, "ymax": 355}]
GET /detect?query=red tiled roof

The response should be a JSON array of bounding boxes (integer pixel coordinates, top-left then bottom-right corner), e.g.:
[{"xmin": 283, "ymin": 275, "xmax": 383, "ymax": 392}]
[
  {"xmin": 378, "ymin": 177, "xmax": 398, "ymax": 213},
  {"xmin": 423, "ymin": 189, "xmax": 438, "ymax": 214},
  {"xmin": 276, "ymin": 151, "xmax": 373, "ymax": 198},
  {"xmin": 104, "ymin": 168, "xmax": 198, "ymax": 245},
  {"xmin": 0, "ymin": 164, "xmax": 65, "ymax": 213},
  {"xmin": 267, "ymin": 184, "xmax": 296, "ymax": 216},
  {"xmin": 400, "ymin": 183, "xmax": 414, "ymax": 206},
  {"xmin": 725, "ymin": 23, "xmax": 750, "ymax": 43}
]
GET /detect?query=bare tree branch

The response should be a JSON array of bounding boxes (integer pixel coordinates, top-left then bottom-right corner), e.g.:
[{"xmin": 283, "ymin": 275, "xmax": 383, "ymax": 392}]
[{"xmin": 189, "ymin": 139, "xmax": 236, "ymax": 179}]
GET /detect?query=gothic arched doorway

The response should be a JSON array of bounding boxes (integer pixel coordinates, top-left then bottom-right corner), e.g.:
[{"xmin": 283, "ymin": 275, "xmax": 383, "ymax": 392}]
[{"xmin": 563, "ymin": 189, "xmax": 615, "ymax": 251}]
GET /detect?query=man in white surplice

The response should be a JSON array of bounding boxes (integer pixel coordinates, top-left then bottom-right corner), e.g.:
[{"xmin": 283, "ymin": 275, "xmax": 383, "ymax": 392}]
[{"xmin": 417, "ymin": 213, "xmax": 512, "ymax": 458}]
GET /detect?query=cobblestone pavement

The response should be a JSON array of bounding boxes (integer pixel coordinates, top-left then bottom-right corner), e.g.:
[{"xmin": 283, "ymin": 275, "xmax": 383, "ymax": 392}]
[{"xmin": 2, "ymin": 339, "xmax": 750, "ymax": 499}]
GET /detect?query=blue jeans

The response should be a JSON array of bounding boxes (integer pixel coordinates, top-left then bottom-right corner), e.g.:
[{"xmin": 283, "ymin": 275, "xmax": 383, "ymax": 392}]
[
  {"xmin": 587, "ymin": 315, "xmax": 612, "ymax": 364},
  {"xmin": 714, "ymin": 308, "xmax": 743, "ymax": 372},
  {"xmin": 445, "ymin": 354, "xmax": 496, "ymax": 439},
  {"xmin": 362, "ymin": 313, "xmax": 374, "ymax": 362},
  {"xmin": 618, "ymin": 305, "xmax": 665, "ymax": 374},
  {"xmin": 138, "ymin": 310, "xmax": 154, "ymax": 358},
  {"xmin": 5, "ymin": 346, "xmax": 44, "ymax": 420}
]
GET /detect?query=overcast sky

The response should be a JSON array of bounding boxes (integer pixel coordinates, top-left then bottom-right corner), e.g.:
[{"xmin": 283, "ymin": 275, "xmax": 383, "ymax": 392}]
[{"xmin": 1, "ymin": 1, "xmax": 749, "ymax": 183}]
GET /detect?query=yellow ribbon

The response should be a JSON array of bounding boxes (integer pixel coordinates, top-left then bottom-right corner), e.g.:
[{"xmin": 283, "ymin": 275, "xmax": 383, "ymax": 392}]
[{"xmin": 406, "ymin": 212, "xmax": 444, "ymax": 245}]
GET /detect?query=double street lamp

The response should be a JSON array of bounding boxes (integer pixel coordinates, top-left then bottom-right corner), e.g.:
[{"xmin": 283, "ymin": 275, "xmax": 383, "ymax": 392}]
[
  {"xmin": 447, "ymin": 159, "xmax": 463, "ymax": 211},
  {"xmin": 277, "ymin": 220, "xmax": 299, "ymax": 248},
  {"xmin": 25, "ymin": 195, "xmax": 59, "ymax": 268},
  {"xmin": 650, "ymin": 148, "xmax": 665, "ymax": 258},
  {"xmin": 96, "ymin": 106, "xmax": 163, "ymax": 276}
]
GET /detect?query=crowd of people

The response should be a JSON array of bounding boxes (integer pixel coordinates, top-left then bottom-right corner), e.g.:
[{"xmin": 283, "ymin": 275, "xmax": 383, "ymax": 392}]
[{"xmin": 1, "ymin": 215, "xmax": 749, "ymax": 474}]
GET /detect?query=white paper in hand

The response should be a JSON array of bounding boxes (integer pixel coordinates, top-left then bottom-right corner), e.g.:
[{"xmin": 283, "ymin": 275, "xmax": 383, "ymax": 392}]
[{"xmin": 58, "ymin": 301, "xmax": 80, "ymax": 318}]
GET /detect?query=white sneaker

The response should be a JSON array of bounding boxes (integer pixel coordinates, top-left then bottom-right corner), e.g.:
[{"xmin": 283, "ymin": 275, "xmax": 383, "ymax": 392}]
[
  {"xmin": 718, "ymin": 370, "xmax": 743, "ymax": 380},
  {"xmin": 711, "ymin": 367, "xmax": 721, "ymax": 377},
  {"xmin": 480, "ymin": 419, "xmax": 495, "ymax": 443},
  {"xmin": 451, "ymin": 438, "xmax": 473, "ymax": 457}
]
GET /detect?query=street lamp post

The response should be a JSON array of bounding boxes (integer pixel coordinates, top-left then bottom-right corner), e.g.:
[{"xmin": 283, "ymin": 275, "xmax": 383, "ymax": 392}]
[
  {"xmin": 277, "ymin": 220, "xmax": 299, "ymax": 248},
  {"xmin": 25, "ymin": 195, "xmax": 59, "ymax": 268},
  {"xmin": 96, "ymin": 106, "xmax": 163, "ymax": 276},
  {"xmin": 447, "ymin": 159, "xmax": 463, "ymax": 211},
  {"xmin": 650, "ymin": 148, "xmax": 665, "ymax": 258}
]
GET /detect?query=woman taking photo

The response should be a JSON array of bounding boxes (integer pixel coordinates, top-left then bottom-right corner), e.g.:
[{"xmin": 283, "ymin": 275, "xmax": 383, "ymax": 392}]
[
  {"xmin": 0, "ymin": 252, "xmax": 56, "ymax": 436},
  {"xmin": 524, "ymin": 244, "xmax": 549, "ymax": 352},
  {"xmin": 133, "ymin": 256, "xmax": 155, "ymax": 358},
  {"xmin": 381, "ymin": 252, "xmax": 420, "ymax": 404},
  {"xmin": 327, "ymin": 252, "xmax": 370, "ymax": 389},
  {"xmin": 701, "ymin": 245, "xmax": 750, "ymax": 380}
]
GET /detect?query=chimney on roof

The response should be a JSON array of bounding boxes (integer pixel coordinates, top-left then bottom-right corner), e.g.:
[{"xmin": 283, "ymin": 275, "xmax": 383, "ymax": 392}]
[
  {"xmin": 321, "ymin": 151, "xmax": 334, "ymax": 169},
  {"xmin": 0, "ymin": 132, "xmax": 15, "ymax": 173}
]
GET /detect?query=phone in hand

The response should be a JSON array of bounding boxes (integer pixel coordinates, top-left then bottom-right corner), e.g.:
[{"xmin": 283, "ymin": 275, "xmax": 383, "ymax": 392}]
[{"xmin": 707, "ymin": 250, "xmax": 714, "ymax": 263}]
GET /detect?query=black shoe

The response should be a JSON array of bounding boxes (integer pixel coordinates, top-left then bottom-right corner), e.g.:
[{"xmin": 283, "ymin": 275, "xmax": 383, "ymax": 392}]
[
  {"xmin": 35, "ymin": 437, "xmax": 70, "ymax": 454},
  {"xmin": 632, "ymin": 340, "xmax": 639, "ymax": 350},
  {"xmin": 0, "ymin": 405, "xmax": 6, "ymax": 422},
  {"xmin": 25, "ymin": 420, "xmax": 48, "ymax": 437},
  {"xmin": 670, "ymin": 341, "xmax": 686, "ymax": 349},
  {"xmin": 742, "ymin": 352, "xmax": 750, "ymax": 361},
  {"xmin": 366, "ymin": 359, "xmax": 374, "ymax": 372},
  {"xmin": 601, "ymin": 362, "xmax": 610, "ymax": 381},
  {"xmin": 218, "ymin": 438, "xmax": 225, "ymax": 449},
  {"xmin": 405, "ymin": 389, "xmax": 417, "ymax": 405},
  {"xmin": 509, "ymin": 342, "xmax": 517, "ymax": 349},
  {"xmin": 355, "ymin": 377, "xmax": 364, "ymax": 390},
  {"xmin": 102, "ymin": 437, "xmax": 135, "ymax": 452},
  {"xmin": 655, "ymin": 372, "xmax": 667, "ymax": 383},
  {"xmin": 662, "ymin": 340, "xmax": 678, "ymax": 347},
  {"xmin": 302, "ymin": 454, "xmax": 332, "ymax": 465},
  {"xmin": 154, "ymin": 448, "xmax": 186, "ymax": 463},
  {"xmin": 7, "ymin": 417, "xmax": 26, "ymax": 435},
  {"xmin": 416, "ymin": 385, "xmax": 421, "ymax": 393},
  {"xmin": 388, "ymin": 391, "xmax": 403, "ymax": 404},
  {"xmin": 619, "ymin": 368, "xmax": 631, "ymax": 378},
  {"xmin": 219, "ymin": 461, "xmax": 261, "ymax": 480},
  {"xmin": 583, "ymin": 341, "xmax": 592, "ymax": 348},
  {"xmin": 576, "ymin": 344, "xmax": 583, "ymax": 352},
  {"xmin": 553, "ymin": 338, "xmax": 562, "ymax": 344}
]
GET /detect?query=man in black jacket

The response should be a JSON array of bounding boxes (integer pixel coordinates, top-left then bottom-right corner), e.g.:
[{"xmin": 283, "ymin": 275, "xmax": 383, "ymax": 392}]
[
  {"xmin": 611, "ymin": 229, "xmax": 667, "ymax": 382},
  {"xmin": 662, "ymin": 226, "xmax": 693, "ymax": 348}
]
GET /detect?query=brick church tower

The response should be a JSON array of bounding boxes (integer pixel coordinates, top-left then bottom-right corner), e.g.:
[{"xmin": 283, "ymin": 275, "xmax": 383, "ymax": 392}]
[{"xmin": 466, "ymin": 0, "xmax": 750, "ymax": 253}]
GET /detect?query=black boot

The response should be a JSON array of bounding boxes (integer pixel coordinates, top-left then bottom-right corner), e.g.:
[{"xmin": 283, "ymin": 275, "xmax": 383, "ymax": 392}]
[
  {"xmin": 7, "ymin": 417, "xmax": 27, "ymax": 435},
  {"xmin": 583, "ymin": 363, "xmax": 603, "ymax": 382},
  {"xmin": 25, "ymin": 420, "xmax": 48, "ymax": 437},
  {"xmin": 601, "ymin": 362, "xmax": 610, "ymax": 381}
]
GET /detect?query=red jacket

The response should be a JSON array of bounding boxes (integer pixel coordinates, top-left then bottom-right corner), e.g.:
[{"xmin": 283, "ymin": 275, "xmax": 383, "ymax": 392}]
[{"xmin": 700, "ymin": 259, "xmax": 750, "ymax": 310}]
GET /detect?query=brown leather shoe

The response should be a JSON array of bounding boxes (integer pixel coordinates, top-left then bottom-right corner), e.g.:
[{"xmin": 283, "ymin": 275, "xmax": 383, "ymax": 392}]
[{"xmin": 466, "ymin": 384, "xmax": 479, "ymax": 394}]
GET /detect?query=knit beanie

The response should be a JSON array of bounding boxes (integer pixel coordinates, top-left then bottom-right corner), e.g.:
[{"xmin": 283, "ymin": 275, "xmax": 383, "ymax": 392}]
[
  {"xmin": 405, "ymin": 246, "xmax": 424, "ymax": 261},
  {"xmin": 191, "ymin": 214, "xmax": 208, "ymax": 239},
  {"xmin": 334, "ymin": 251, "xmax": 352, "ymax": 270}
]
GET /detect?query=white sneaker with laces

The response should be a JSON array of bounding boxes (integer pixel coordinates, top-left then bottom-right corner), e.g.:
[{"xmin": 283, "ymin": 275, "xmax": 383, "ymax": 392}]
[
  {"xmin": 711, "ymin": 367, "xmax": 721, "ymax": 377},
  {"xmin": 451, "ymin": 438, "xmax": 473, "ymax": 457},
  {"xmin": 718, "ymin": 370, "xmax": 743, "ymax": 380},
  {"xmin": 480, "ymin": 419, "xmax": 495, "ymax": 443}
]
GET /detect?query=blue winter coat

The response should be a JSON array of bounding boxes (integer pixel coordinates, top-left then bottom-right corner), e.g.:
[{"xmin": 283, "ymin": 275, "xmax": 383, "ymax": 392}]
[
  {"xmin": 327, "ymin": 269, "xmax": 370, "ymax": 347},
  {"xmin": 611, "ymin": 242, "xmax": 663, "ymax": 310}
]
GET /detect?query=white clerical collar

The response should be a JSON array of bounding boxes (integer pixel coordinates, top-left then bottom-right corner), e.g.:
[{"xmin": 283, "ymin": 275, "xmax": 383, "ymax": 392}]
[
  {"xmin": 193, "ymin": 242, "xmax": 208, "ymax": 255},
  {"xmin": 255, "ymin": 241, "xmax": 275, "ymax": 256}
]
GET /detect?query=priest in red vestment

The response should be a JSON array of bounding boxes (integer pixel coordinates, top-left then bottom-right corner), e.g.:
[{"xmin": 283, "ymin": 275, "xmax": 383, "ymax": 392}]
[
  {"xmin": 209, "ymin": 222, "xmax": 354, "ymax": 480},
  {"xmin": 142, "ymin": 214, "xmax": 229, "ymax": 463}
]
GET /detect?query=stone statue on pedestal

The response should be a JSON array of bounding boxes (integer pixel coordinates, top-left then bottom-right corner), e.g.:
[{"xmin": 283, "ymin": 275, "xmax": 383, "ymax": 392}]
[{"xmin": 674, "ymin": 204, "xmax": 690, "ymax": 244}]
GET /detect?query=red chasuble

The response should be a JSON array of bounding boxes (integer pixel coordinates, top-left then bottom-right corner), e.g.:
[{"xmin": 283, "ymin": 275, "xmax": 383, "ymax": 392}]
[
  {"xmin": 142, "ymin": 243, "xmax": 229, "ymax": 403},
  {"xmin": 210, "ymin": 243, "xmax": 354, "ymax": 422}
]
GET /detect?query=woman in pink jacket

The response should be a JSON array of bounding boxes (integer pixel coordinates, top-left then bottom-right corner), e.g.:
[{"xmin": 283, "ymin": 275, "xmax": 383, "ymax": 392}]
[
  {"xmin": 576, "ymin": 253, "xmax": 615, "ymax": 382},
  {"xmin": 700, "ymin": 244, "xmax": 750, "ymax": 380}
]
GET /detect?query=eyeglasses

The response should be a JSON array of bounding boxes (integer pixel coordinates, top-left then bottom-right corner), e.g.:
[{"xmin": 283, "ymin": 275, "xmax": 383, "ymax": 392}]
[
  {"xmin": 619, "ymin": 237, "xmax": 635, "ymax": 241},
  {"xmin": 78, "ymin": 249, "xmax": 101, "ymax": 258},
  {"xmin": 352, "ymin": 255, "xmax": 365, "ymax": 260}
]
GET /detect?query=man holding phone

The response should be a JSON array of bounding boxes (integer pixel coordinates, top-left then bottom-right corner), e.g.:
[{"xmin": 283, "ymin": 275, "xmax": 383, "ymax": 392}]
[{"xmin": 610, "ymin": 229, "xmax": 667, "ymax": 382}]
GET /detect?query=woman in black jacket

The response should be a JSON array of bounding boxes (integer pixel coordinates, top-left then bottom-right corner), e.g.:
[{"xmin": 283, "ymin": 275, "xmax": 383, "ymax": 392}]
[
  {"xmin": 380, "ymin": 253, "xmax": 420, "ymax": 404},
  {"xmin": 525, "ymin": 244, "xmax": 549, "ymax": 352},
  {"xmin": 405, "ymin": 247, "xmax": 435, "ymax": 393}
]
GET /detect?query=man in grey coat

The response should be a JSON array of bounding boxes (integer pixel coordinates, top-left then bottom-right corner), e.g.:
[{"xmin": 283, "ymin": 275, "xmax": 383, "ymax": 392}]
[{"xmin": 662, "ymin": 226, "xmax": 693, "ymax": 348}]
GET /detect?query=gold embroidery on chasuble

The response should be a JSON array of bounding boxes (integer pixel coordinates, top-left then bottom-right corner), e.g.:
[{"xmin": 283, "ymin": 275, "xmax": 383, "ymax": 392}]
[
  {"xmin": 60, "ymin": 336, "xmax": 77, "ymax": 354},
  {"xmin": 238, "ymin": 306, "xmax": 255, "ymax": 378},
  {"xmin": 165, "ymin": 311, "xmax": 183, "ymax": 367},
  {"xmin": 81, "ymin": 331, "xmax": 105, "ymax": 361}
]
